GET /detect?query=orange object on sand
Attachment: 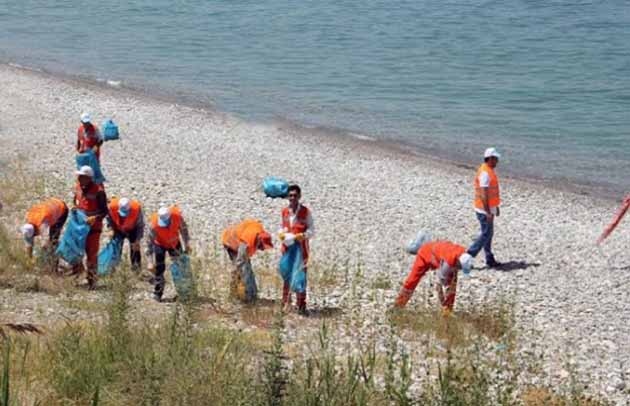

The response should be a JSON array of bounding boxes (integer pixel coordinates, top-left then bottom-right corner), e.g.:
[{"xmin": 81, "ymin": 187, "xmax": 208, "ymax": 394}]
[{"xmin": 597, "ymin": 195, "xmax": 630, "ymax": 244}]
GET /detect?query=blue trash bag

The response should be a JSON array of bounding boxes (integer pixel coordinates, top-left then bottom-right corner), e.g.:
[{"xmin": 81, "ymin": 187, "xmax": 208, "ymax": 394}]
[
  {"xmin": 56, "ymin": 209, "xmax": 90, "ymax": 265},
  {"xmin": 171, "ymin": 255, "xmax": 194, "ymax": 300},
  {"xmin": 75, "ymin": 149, "xmax": 106, "ymax": 184},
  {"xmin": 97, "ymin": 235, "xmax": 124, "ymax": 276},
  {"xmin": 278, "ymin": 243, "xmax": 307, "ymax": 293},
  {"xmin": 102, "ymin": 119, "xmax": 119, "ymax": 141},
  {"xmin": 262, "ymin": 176, "xmax": 289, "ymax": 198}
]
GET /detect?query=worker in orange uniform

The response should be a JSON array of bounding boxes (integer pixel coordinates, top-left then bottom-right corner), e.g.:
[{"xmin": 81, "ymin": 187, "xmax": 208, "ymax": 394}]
[
  {"xmin": 222, "ymin": 219, "xmax": 274, "ymax": 303},
  {"xmin": 278, "ymin": 184, "xmax": 314, "ymax": 315},
  {"xmin": 394, "ymin": 232, "xmax": 473, "ymax": 315},
  {"xmin": 76, "ymin": 112, "xmax": 103, "ymax": 161},
  {"xmin": 106, "ymin": 197, "xmax": 145, "ymax": 271},
  {"xmin": 146, "ymin": 206, "xmax": 191, "ymax": 302},
  {"xmin": 21, "ymin": 198, "xmax": 69, "ymax": 270},
  {"xmin": 468, "ymin": 147, "xmax": 502, "ymax": 268},
  {"xmin": 73, "ymin": 165, "xmax": 108, "ymax": 289}
]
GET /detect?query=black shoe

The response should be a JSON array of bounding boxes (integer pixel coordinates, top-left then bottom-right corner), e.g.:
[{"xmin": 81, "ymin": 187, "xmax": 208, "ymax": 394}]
[
  {"xmin": 486, "ymin": 260, "xmax": 502, "ymax": 269},
  {"xmin": 297, "ymin": 307, "xmax": 309, "ymax": 317}
]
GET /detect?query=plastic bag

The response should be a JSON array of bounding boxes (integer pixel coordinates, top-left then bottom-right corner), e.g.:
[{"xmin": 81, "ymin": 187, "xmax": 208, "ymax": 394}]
[
  {"xmin": 278, "ymin": 243, "xmax": 307, "ymax": 293},
  {"xmin": 97, "ymin": 235, "xmax": 124, "ymax": 276},
  {"xmin": 170, "ymin": 255, "xmax": 194, "ymax": 300},
  {"xmin": 262, "ymin": 176, "xmax": 289, "ymax": 198},
  {"xmin": 75, "ymin": 149, "xmax": 106, "ymax": 184},
  {"xmin": 102, "ymin": 119, "xmax": 119, "ymax": 141},
  {"xmin": 405, "ymin": 230, "xmax": 432, "ymax": 255},
  {"xmin": 55, "ymin": 209, "xmax": 90, "ymax": 265}
]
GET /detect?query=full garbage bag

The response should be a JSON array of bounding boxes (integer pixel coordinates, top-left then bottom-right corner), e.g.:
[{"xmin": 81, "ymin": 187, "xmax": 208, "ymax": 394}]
[
  {"xmin": 75, "ymin": 149, "xmax": 106, "ymax": 184},
  {"xmin": 97, "ymin": 234, "xmax": 124, "ymax": 276},
  {"xmin": 55, "ymin": 209, "xmax": 90, "ymax": 265},
  {"xmin": 279, "ymin": 243, "xmax": 307, "ymax": 293},
  {"xmin": 262, "ymin": 176, "xmax": 288, "ymax": 198}
]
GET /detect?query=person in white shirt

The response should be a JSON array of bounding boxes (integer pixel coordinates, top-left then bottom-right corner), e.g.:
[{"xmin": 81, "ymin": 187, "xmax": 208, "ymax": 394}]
[
  {"xmin": 278, "ymin": 184, "xmax": 314, "ymax": 315},
  {"xmin": 468, "ymin": 147, "xmax": 502, "ymax": 268}
]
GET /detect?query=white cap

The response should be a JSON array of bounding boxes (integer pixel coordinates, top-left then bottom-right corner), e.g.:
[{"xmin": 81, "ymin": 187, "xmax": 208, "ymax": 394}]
[
  {"xmin": 80, "ymin": 112, "xmax": 92, "ymax": 123},
  {"xmin": 21, "ymin": 224, "xmax": 35, "ymax": 239},
  {"xmin": 484, "ymin": 147, "xmax": 501, "ymax": 159},
  {"xmin": 459, "ymin": 253, "xmax": 474, "ymax": 275},
  {"xmin": 157, "ymin": 207, "xmax": 171, "ymax": 227},
  {"xmin": 405, "ymin": 230, "xmax": 432, "ymax": 255},
  {"xmin": 76, "ymin": 165, "xmax": 94, "ymax": 178},
  {"xmin": 118, "ymin": 198, "xmax": 131, "ymax": 217}
]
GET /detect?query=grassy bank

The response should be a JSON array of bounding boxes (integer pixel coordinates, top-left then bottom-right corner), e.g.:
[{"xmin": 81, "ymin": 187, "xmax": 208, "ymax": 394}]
[{"xmin": 0, "ymin": 163, "xmax": 610, "ymax": 405}]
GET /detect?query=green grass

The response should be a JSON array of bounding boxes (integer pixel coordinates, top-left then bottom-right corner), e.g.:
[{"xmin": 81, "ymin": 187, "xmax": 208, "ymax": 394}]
[{"xmin": 0, "ymin": 164, "xmax": 613, "ymax": 406}]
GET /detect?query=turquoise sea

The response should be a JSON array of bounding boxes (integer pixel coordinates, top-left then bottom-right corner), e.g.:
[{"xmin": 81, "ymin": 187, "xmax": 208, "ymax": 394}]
[{"xmin": 1, "ymin": 1, "xmax": 628, "ymax": 195}]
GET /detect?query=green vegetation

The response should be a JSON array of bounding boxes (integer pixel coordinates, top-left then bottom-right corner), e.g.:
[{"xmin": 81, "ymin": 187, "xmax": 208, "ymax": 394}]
[{"xmin": 0, "ymin": 164, "xmax": 610, "ymax": 405}]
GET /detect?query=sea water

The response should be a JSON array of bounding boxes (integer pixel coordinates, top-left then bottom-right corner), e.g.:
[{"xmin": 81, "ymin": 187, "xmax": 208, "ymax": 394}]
[{"xmin": 1, "ymin": 0, "xmax": 628, "ymax": 194}]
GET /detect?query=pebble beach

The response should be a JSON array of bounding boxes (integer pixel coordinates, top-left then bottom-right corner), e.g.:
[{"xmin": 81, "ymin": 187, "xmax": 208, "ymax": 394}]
[{"xmin": 1, "ymin": 63, "xmax": 629, "ymax": 403}]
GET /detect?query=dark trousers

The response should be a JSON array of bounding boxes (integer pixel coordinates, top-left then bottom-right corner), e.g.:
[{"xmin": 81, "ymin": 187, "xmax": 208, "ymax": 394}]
[
  {"xmin": 467, "ymin": 212, "xmax": 495, "ymax": 263},
  {"xmin": 114, "ymin": 227, "xmax": 142, "ymax": 270},
  {"xmin": 49, "ymin": 207, "xmax": 69, "ymax": 245},
  {"xmin": 153, "ymin": 243, "xmax": 182, "ymax": 297}
]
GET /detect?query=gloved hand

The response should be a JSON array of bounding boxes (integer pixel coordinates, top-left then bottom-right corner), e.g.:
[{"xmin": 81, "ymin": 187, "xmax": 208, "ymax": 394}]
[
  {"xmin": 295, "ymin": 233, "xmax": 305, "ymax": 242},
  {"xmin": 278, "ymin": 232, "xmax": 286, "ymax": 241},
  {"xmin": 86, "ymin": 216, "xmax": 96, "ymax": 226}
]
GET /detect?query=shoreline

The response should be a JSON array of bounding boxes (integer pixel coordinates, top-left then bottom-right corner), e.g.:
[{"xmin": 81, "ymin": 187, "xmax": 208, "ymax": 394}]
[
  {"xmin": 1, "ymin": 61, "xmax": 624, "ymax": 203},
  {"xmin": 1, "ymin": 61, "xmax": 630, "ymax": 403}
]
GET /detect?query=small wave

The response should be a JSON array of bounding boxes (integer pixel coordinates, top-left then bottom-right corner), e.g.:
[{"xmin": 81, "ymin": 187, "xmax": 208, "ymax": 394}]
[
  {"xmin": 348, "ymin": 132, "xmax": 376, "ymax": 142},
  {"xmin": 107, "ymin": 80, "xmax": 122, "ymax": 87}
]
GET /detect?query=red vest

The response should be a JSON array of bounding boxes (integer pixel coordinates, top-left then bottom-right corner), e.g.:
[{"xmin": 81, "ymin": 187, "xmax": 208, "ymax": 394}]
[
  {"xmin": 75, "ymin": 182, "xmax": 105, "ymax": 216},
  {"xmin": 417, "ymin": 241, "xmax": 466, "ymax": 270},
  {"xmin": 281, "ymin": 205, "xmax": 311, "ymax": 263},
  {"xmin": 108, "ymin": 198, "xmax": 142, "ymax": 233},
  {"xmin": 150, "ymin": 206, "xmax": 183, "ymax": 249},
  {"xmin": 77, "ymin": 124, "xmax": 101, "ymax": 159}
]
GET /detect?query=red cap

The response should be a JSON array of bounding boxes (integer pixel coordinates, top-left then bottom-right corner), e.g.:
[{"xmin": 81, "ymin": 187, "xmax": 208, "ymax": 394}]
[{"xmin": 258, "ymin": 231, "xmax": 273, "ymax": 250}]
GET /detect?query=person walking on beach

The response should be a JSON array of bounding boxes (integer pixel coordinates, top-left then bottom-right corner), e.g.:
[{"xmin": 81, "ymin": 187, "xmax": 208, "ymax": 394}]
[
  {"xmin": 394, "ymin": 233, "xmax": 473, "ymax": 315},
  {"xmin": 467, "ymin": 147, "xmax": 502, "ymax": 268},
  {"xmin": 278, "ymin": 184, "xmax": 314, "ymax": 315},
  {"xmin": 21, "ymin": 197, "xmax": 68, "ymax": 271},
  {"xmin": 105, "ymin": 197, "xmax": 145, "ymax": 271},
  {"xmin": 146, "ymin": 206, "xmax": 191, "ymax": 302},
  {"xmin": 73, "ymin": 165, "xmax": 108, "ymax": 289},
  {"xmin": 76, "ymin": 112, "xmax": 103, "ymax": 160},
  {"xmin": 221, "ymin": 219, "xmax": 274, "ymax": 303}
]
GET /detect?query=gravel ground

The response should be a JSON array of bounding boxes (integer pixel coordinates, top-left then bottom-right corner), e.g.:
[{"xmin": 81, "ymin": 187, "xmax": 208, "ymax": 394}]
[{"xmin": 1, "ymin": 63, "xmax": 629, "ymax": 404}]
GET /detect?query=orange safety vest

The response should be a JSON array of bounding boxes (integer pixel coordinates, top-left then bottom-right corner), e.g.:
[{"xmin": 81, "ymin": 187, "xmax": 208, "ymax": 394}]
[
  {"xmin": 150, "ymin": 206, "xmax": 183, "ymax": 249},
  {"xmin": 281, "ymin": 205, "xmax": 311, "ymax": 263},
  {"xmin": 77, "ymin": 124, "xmax": 101, "ymax": 158},
  {"xmin": 222, "ymin": 219, "xmax": 265, "ymax": 258},
  {"xmin": 108, "ymin": 198, "xmax": 142, "ymax": 233},
  {"xmin": 474, "ymin": 163, "xmax": 501, "ymax": 210},
  {"xmin": 75, "ymin": 182, "xmax": 105, "ymax": 216},
  {"xmin": 416, "ymin": 241, "xmax": 466, "ymax": 271},
  {"xmin": 25, "ymin": 198, "xmax": 67, "ymax": 235}
]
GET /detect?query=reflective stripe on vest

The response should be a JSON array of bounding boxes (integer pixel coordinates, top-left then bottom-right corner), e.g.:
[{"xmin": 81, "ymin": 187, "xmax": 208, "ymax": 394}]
[
  {"xmin": 474, "ymin": 163, "xmax": 501, "ymax": 210},
  {"xmin": 77, "ymin": 125, "xmax": 99, "ymax": 153},
  {"xmin": 75, "ymin": 183, "xmax": 104, "ymax": 216},
  {"xmin": 109, "ymin": 198, "xmax": 141, "ymax": 233},
  {"xmin": 26, "ymin": 198, "xmax": 67, "ymax": 234},
  {"xmin": 150, "ymin": 206, "xmax": 182, "ymax": 249},
  {"xmin": 281, "ymin": 205, "xmax": 310, "ymax": 263}
]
